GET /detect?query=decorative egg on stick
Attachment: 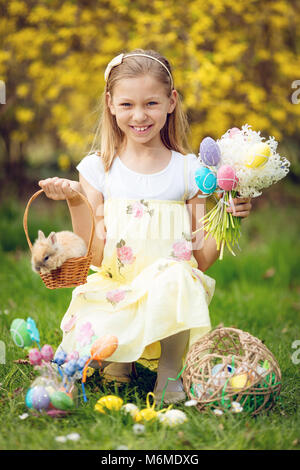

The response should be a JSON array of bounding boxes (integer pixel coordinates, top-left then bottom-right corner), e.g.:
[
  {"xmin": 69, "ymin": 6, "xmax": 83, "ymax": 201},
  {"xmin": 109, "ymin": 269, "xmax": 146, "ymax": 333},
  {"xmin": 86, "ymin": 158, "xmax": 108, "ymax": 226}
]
[
  {"xmin": 195, "ymin": 167, "xmax": 217, "ymax": 194},
  {"xmin": 82, "ymin": 335, "xmax": 119, "ymax": 383},
  {"xmin": 217, "ymin": 165, "xmax": 239, "ymax": 191},
  {"xmin": 245, "ymin": 142, "xmax": 271, "ymax": 169},
  {"xmin": 10, "ymin": 319, "xmax": 33, "ymax": 348},
  {"xmin": 228, "ymin": 127, "xmax": 241, "ymax": 138},
  {"xmin": 29, "ymin": 348, "xmax": 42, "ymax": 366},
  {"xmin": 193, "ymin": 124, "xmax": 290, "ymax": 260},
  {"xmin": 199, "ymin": 137, "xmax": 221, "ymax": 166}
]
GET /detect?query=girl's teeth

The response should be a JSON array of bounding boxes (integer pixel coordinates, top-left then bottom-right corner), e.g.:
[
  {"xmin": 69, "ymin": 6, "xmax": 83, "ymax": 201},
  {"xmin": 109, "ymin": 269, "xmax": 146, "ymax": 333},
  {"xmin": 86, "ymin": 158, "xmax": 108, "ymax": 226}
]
[{"xmin": 133, "ymin": 126, "xmax": 149, "ymax": 131}]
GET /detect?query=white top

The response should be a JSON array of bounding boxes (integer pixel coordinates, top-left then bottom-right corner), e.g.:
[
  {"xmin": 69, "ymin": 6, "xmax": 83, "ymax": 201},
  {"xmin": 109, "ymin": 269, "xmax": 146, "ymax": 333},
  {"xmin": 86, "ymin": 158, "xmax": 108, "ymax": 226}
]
[{"xmin": 76, "ymin": 150, "xmax": 201, "ymax": 201}]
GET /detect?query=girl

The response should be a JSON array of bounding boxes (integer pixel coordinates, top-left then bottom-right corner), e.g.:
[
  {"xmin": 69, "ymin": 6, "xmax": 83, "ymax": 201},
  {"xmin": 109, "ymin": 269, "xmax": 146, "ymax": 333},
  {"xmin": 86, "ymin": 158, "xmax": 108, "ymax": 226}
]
[{"xmin": 39, "ymin": 49, "xmax": 252, "ymax": 403}]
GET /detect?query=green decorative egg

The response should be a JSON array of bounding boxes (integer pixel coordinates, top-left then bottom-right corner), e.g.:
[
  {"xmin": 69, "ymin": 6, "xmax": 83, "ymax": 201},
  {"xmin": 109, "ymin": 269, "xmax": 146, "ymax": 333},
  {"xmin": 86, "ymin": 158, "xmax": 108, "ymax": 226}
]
[
  {"xmin": 10, "ymin": 319, "xmax": 33, "ymax": 348},
  {"xmin": 50, "ymin": 391, "xmax": 74, "ymax": 410}
]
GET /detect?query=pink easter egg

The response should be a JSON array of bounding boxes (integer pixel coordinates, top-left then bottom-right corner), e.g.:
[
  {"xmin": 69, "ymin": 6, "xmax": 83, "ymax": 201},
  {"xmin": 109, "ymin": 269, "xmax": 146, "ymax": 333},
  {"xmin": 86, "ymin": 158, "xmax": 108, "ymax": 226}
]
[
  {"xmin": 228, "ymin": 127, "xmax": 240, "ymax": 138},
  {"xmin": 29, "ymin": 348, "xmax": 42, "ymax": 366},
  {"xmin": 217, "ymin": 165, "xmax": 239, "ymax": 191},
  {"xmin": 66, "ymin": 351, "xmax": 79, "ymax": 362},
  {"xmin": 41, "ymin": 344, "xmax": 54, "ymax": 362}
]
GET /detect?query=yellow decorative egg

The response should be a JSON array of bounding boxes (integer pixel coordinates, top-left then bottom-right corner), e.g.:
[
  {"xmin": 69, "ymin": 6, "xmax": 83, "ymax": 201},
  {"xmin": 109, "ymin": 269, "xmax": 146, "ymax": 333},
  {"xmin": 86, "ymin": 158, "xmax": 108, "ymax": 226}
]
[
  {"xmin": 134, "ymin": 408, "xmax": 158, "ymax": 422},
  {"xmin": 94, "ymin": 403, "xmax": 105, "ymax": 414},
  {"xmin": 94, "ymin": 395, "xmax": 123, "ymax": 414},
  {"xmin": 229, "ymin": 373, "xmax": 252, "ymax": 392},
  {"xmin": 245, "ymin": 143, "xmax": 271, "ymax": 168}
]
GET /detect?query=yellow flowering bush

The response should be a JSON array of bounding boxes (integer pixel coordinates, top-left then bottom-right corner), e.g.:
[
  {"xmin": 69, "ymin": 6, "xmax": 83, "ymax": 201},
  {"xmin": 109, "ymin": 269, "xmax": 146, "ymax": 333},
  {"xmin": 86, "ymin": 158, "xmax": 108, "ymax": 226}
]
[{"xmin": 0, "ymin": 0, "xmax": 299, "ymax": 176}]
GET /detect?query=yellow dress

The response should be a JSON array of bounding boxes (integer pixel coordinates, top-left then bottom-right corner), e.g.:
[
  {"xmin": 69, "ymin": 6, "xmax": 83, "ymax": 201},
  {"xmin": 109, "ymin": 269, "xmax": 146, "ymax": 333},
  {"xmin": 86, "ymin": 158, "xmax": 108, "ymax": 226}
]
[{"xmin": 58, "ymin": 157, "xmax": 216, "ymax": 367}]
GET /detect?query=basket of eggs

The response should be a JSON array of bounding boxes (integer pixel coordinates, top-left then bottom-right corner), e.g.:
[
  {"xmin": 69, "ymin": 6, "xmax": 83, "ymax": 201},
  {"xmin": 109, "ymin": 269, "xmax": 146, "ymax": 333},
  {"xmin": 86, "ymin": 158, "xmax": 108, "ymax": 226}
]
[{"xmin": 182, "ymin": 327, "xmax": 281, "ymax": 415}]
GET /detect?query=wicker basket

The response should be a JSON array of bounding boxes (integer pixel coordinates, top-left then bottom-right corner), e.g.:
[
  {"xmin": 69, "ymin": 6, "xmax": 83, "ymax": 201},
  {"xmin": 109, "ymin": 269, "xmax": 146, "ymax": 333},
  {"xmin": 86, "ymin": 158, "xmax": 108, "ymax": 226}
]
[
  {"xmin": 182, "ymin": 327, "xmax": 281, "ymax": 415},
  {"xmin": 23, "ymin": 189, "xmax": 95, "ymax": 289}
]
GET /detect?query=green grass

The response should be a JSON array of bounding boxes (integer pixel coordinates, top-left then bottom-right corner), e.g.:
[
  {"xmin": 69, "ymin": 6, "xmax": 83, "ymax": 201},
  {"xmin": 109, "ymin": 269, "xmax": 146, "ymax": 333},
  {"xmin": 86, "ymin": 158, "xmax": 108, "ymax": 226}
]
[{"xmin": 0, "ymin": 188, "xmax": 300, "ymax": 450}]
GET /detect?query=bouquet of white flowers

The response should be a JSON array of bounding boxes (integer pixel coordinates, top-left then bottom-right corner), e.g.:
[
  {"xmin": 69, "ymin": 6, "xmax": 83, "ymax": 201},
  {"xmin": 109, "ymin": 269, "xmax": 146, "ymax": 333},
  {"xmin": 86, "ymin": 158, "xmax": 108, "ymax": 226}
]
[{"xmin": 193, "ymin": 124, "xmax": 290, "ymax": 259}]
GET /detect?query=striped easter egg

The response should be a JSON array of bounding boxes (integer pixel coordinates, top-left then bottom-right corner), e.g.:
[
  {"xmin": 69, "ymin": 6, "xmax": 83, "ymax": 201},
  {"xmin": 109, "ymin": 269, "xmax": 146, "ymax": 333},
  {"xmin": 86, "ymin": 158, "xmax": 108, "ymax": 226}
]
[
  {"xmin": 10, "ymin": 318, "xmax": 33, "ymax": 348},
  {"xmin": 217, "ymin": 165, "xmax": 238, "ymax": 191},
  {"xmin": 199, "ymin": 137, "xmax": 221, "ymax": 166}
]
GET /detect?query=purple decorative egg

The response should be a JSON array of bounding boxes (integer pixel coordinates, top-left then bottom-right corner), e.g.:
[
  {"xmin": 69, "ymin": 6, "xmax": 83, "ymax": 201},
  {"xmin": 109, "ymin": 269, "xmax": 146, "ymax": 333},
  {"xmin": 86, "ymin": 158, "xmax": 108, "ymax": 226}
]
[
  {"xmin": 29, "ymin": 348, "xmax": 42, "ymax": 366},
  {"xmin": 41, "ymin": 344, "xmax": 54, "ymax": 362},
  {"xmin": 217, "ymin": 165, "xmax": 238, "ymax": 191},
  {"xmin": 199, "ymin": 137, "xmax": 221, "ymax": 166},
  {"xmin": 32, "ymin": 386, "xmax": 50, "ymax": 411}
]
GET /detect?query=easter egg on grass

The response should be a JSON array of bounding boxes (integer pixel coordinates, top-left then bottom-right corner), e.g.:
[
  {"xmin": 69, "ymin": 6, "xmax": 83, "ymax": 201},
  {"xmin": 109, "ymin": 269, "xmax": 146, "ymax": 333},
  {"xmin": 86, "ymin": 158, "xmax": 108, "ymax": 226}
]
[
  {"xmin": 25, "ymin": 388, "xmax": 34, "ymax": 409},
  {"xmin": 158, "ymin": 409, "xmax": 188, "ymax": 427},
  {"xmin": 135, "ymin": 408, "xmax": 157, "ymax": 422},
  {"xmin": 199, "ymin": 137, "xmax": 221, "ymax": 166},
  {"xmin": 122, "ymin": 403, "xmax": 139, "ymax": 419},
  {"xmin": 32, "ymin": 386, "xmax": 50, "ymax": 411},
  {"xmin": 29, "ymin": 348, "xmax": 42, "ymax": 366},
  {"xmin": 41, "ymin": 344, "xmax": 54, "ymax": 362},
  {"xmin": 217, "ymin": 165, "xmax": 238, "ymax": 191},
  {"xmin": 91, "ymin": 335, "xmax": 118, "ymax": 361},
  {"xmin": 95, "ymin": 395, "xmax": 123, "ymax": 413},
  {"xmin": 195, "ymin": 167, "xmax": 217, "ymax": 194},
  {"xmin": 10, "ymin": 319, "xmax": 32, "ymax": 348},
  {"xmin": 245, "ymin": 142, "xmax": 271, "ymax": 168}
]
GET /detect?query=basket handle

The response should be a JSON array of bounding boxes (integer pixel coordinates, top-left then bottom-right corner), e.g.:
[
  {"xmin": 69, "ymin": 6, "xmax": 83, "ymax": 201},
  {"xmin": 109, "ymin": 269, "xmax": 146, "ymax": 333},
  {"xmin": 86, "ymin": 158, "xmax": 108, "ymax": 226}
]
[{"xmin": 23, "ymin": 188, "xmax": 95, "ymax": 255}]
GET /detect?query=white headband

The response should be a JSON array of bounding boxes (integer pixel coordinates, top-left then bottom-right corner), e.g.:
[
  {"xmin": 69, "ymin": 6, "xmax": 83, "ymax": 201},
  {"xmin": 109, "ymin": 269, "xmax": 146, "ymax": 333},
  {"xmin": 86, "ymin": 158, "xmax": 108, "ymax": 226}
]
[{"xmin": 104, "ymin": 53, "xmax": 174, "ymax": 89}]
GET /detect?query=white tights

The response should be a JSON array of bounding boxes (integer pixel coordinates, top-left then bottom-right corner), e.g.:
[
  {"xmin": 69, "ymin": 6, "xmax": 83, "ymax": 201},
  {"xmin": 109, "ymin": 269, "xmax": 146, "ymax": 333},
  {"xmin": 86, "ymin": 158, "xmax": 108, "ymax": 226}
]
[
  {"xmin": 100, "ymin": 330, "xmax": 189, "ymax": 391},
  {"xmin": 155, "ymin": 330, "xmax": 189, "ymax": 392}
]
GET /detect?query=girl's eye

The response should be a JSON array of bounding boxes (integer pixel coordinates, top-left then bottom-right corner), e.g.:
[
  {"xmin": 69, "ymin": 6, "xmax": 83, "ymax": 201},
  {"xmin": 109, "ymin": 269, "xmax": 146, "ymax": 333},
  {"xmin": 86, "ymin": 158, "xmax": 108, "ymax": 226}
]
[
  {"xmin": 120, "ymin": 103, "xmax": 131, "ymax": 107},
  {"xmin": 148, "ymin": 101, "xmax": 158, "ymax": 106}
]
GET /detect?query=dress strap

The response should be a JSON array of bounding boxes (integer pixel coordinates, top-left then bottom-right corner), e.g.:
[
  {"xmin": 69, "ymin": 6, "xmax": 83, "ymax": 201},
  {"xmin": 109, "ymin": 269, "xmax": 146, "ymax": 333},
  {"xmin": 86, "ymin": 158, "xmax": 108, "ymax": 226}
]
[{"xmin": 182, "ymin": 156, "xmax": 189, "ymax": 201}]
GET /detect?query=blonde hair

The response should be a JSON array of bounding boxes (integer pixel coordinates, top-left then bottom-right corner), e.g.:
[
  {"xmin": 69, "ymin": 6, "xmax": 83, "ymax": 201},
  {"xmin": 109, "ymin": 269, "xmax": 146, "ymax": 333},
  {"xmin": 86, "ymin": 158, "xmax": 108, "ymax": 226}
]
[{"xmin": 89, "ymin": 49, "xmax": 191, "ymax": 172}]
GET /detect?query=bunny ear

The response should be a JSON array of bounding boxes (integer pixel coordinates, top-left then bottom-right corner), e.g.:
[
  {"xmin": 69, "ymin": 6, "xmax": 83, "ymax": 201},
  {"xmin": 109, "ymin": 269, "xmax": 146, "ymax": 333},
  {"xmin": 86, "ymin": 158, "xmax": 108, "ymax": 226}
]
[
  {"xmin": 48, "ymin": 232, "xmax": 57, "ymax": 245},
  {"xmin": 38, "ymin": 230, "xmax": 45, "ymax": 240}
]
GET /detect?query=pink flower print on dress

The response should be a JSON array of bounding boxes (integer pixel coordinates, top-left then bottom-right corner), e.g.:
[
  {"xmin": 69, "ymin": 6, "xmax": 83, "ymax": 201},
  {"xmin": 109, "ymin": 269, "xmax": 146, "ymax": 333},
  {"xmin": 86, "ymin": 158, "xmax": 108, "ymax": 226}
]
[
  {"xmin": 77, "ymin": 322, "xmax": 94, "ymax": 347},
  {"xmin": 116, "ymin": 239, "xmax": 136, "ymax": 265},
  {"xmin": 171, "ymin": 240, "xmax": 192, "ymax": 261},
  {"xmin": 62, "ymin": 315, "xmax": 77, "ymax": 333},
  {"xmin": 132, "ymin": 201, "xmax": 144, "ymax": 218},
  {"xmin": 106, "ymin": 288, "xmax": 126, "ymax": 306},
  {"xmin": 126, "ymin": 200, "xmax": 154, "ymax": 218}
]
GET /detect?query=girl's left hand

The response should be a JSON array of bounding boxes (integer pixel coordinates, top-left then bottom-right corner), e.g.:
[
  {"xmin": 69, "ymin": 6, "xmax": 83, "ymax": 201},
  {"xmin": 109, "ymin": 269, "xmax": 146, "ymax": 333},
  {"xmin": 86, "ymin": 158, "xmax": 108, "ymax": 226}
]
[{"xmin": 226, "ymin": 197, "xmax": 252, "ymax": 218}]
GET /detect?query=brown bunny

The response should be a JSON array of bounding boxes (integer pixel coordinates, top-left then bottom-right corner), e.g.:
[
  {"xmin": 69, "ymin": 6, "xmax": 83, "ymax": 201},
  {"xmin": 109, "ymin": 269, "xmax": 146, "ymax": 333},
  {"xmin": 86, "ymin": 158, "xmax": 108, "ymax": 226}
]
[{"xmin": 31, "ymin": 230, "xmax": 87, "ymax": 274}]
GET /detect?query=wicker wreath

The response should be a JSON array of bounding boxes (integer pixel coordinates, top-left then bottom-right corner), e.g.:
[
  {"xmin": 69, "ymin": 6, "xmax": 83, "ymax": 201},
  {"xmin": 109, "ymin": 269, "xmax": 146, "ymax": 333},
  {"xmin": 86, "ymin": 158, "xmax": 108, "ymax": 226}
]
[
  {"xmin": 23, "ymin": 189, "xmax": 95, "ymax": 289},
  {"xmin": 182, "ymin": 327, "xmax": 281, "ymax": 415}
]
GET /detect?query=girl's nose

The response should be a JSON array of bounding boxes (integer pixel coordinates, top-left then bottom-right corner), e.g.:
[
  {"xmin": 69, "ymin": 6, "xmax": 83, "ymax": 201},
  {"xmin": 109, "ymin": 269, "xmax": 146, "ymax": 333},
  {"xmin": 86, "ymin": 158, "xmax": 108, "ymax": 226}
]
[{"xmin": 132, "ymin": 107, "xmax": 147, "ymax": 122}]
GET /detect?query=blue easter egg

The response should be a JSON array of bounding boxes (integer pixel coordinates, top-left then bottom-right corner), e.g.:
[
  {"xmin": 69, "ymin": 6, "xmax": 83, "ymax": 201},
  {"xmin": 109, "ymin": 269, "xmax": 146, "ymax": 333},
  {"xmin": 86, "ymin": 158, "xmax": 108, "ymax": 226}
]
[
  {"xmin": 77, "ymin": 355, "xmax": 90, "ymax": 371},
  {"xmin": 200, "ymin": 137, "xmax": 221, "ymax": 166},
  {"xmin": 53, "ymin": 350, "xmax": 67, "ymax": 366},
  {"xmin": 195, "ymin": 166, "xmax": 217, "ymax": 194},
  {"xmin": 25, "ymin": 388, "xmax": 34, "ymax": 409},
  {"xmin": 64, "ymin": 359, "xmax": 78, "ymax": 377}
]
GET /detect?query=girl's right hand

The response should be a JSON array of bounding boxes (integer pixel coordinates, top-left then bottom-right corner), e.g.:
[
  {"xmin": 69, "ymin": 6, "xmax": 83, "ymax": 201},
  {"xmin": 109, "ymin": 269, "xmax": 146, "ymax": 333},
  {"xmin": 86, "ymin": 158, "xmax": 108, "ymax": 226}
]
[{"xmin": 38, "ymin": 177, "xmax": 82, "ymax": 201}]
